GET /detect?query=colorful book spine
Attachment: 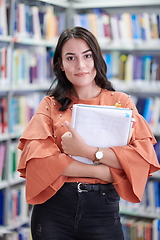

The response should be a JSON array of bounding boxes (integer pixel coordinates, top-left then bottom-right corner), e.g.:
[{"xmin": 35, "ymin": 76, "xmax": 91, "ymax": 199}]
[
  {"xmin": 12, "ymin": 47, "xmax": 53, "ymax": 86},
  {"xmin": 72, "ymin": 10, "xmax": 160, "ymax": 43},
  {"xmin": 13, "ymin": 2, "xmax": 66, "ymax": 40},
  {"xmin": 0, "ymin": 143, "xmax": 6, "ymax": 181},
  {"xmin": 0, "ymin": 97, "xmax": 8, "ymax": 134},
  {"xmin": 0, "ymin": 0, "xmax": 8, "ymax": 36},
  {"xmin": 0, "ymin": 48, "xmax": 7, "ymax": 82},
  {"xmin": 121, "ymin": 217, "xmax": 153, "ymax": 240},
  {"xmin": 103, "ymin": 51, "xmax": 160, "ymax": 83},
  {"xmin": 9, "ymin": 93, "xmax": 44, "ymax": 133},
  {"xmin": 0, "ymin": 190, "xmax": 4, "ymax": 225},
  {"xmin": 7, "ymin": 185, "xmax": 29, "ymax": 227}
]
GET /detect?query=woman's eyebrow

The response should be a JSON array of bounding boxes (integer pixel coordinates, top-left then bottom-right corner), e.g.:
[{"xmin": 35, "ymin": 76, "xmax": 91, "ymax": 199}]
[
  {"xmin": 82, "ymin": 49, "xmax": 91, "ymax": 54},
  {"xmin": 65, "ymin": 52, "xmax": 75, "ymax": 56},
  {"xmin": 65, "ymin": 49, "xmax": 91, "ymax": 56}
]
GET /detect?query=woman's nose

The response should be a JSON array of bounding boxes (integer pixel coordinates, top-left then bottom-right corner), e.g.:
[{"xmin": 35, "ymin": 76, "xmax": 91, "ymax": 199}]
[{"xmin": 76, "ymin": 58, "xmax": 85, "ymax": 70}]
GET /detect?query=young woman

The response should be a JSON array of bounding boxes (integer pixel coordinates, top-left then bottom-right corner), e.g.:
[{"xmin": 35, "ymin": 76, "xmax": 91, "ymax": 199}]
[{"xmin": 17, "ymin": 27, "xmax": 160, "ymax": 240}]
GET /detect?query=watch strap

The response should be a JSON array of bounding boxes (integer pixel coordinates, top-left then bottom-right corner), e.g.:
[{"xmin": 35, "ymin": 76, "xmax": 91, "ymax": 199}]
[{"xmin": 93, "ymin": 147, "xmax": 102, "ymax": 164}]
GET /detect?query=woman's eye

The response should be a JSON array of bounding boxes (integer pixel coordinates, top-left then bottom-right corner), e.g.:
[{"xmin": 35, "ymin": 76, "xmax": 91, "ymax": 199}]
[
  {"xmin": 67, "ymin": 56, "xmax": 74, "ymax": 61},
  {"xmin": 85, "ymin": 54, "xmax": 92, "ymax": 58}
]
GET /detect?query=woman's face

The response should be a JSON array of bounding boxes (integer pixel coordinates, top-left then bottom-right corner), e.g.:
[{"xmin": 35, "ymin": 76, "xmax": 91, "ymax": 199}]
[{"xmin": 60, "ymin": 38, "xmax": 97, "ymax": 89}]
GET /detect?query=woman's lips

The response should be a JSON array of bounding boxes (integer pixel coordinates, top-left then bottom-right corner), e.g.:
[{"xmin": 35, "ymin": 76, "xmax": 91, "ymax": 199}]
[{"xmin": 75, "ymin": 72, "xmax": 89, "ymax": 77}]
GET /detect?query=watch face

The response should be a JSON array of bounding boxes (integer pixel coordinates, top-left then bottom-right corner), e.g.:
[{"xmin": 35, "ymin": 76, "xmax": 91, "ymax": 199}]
[{"xmin": 96, "ymin": 151, "xmax": 103, "ymax": 159}]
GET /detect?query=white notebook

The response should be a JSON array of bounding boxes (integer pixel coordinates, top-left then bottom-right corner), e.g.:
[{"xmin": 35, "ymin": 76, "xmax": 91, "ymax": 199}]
[{"xmin": 71, "ymin": 104, "xmax": 133, "ymax": 164}]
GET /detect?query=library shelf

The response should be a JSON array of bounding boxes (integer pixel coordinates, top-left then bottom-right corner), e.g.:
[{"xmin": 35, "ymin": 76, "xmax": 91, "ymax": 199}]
[{"xmin": 0, "ymin": 0, "xmax": 160, "ymax": 238}]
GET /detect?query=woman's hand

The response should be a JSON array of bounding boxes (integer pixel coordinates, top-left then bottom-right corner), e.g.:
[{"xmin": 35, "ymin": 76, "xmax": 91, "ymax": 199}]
[{"xmin": 61, "ymin": 121, "xmax": 87, "ymax": 156}]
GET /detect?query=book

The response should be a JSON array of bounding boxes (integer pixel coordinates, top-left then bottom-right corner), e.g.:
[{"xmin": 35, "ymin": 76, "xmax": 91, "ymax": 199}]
[
  {"xmin": 124, "ymin": 54, "xmax": 134, "ymax": 82},
  {"xmin": 139, "ymin": 14, "xmax": 147, "ymax": 41},
  {"xmin": 71, "ymin": 104, "xmax": 133, "ymax": 164},
  {"xmin": 110, "ymin": 14, "xmax": 120, "ymax": 42},
  {"xmin": 0, "ymin": 190, "xmax": 4, "ymax": 225},
  {"xmin": 152, "ymin": 219, "xmax": 160, "ymax": 240},
  {"xmin": 131, "ymin": 14, "xmax": 141, "ymax": 42},
  {"xmin": 150, "ymin": 13, "xmax": 159, "ymax": 39},
  {"xmin": 0, "ymin": 0, "xmax": 8, "ymax": 36},
  {"xmin": 143, "ymin": 12, "xmax": 151, "ymax": 42},
  {"xmin": 119, "ymin": 54, "xmax": 127, "ymax": 80},
  {"xmin": 101, "ymin": 13, "xmax": 111, "ymax": 42},
  {"xmin": 105, "ymin": 53, "xmax": 112, "ymax": 79},
  {"xmin": 0, "ymin": 97, "xmax": 8, "ymax": 133},
  {"xmin": 0, "ymin": 144, "xmax": 5, "ymax": 180},
  {"xmin": 31, "ymin": 6, "xmax": 41, "ymax": 39},
  {"xmin": 87, "ymin": 12, "xmax": 98, "ymax": 38},
  {"xmin": 150, "ymin": 97, "xmax": 160, "ymax": 133},
  {"xmin": 0, "ymin": 48, "xmax": 7, "ymax": 79}
]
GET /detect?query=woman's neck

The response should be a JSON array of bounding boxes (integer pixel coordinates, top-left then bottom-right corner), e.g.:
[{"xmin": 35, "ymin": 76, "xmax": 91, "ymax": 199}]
[{"xmin": 71, "ymin": 85, "xmax": 102, "ymax": 100}]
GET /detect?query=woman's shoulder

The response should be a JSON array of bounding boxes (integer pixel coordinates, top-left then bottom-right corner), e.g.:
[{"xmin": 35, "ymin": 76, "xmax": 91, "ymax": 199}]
[
  {"xmin": 36, "ymin": 95, "xmax": 60, "ymax": 113},
  {"xmin": 103, "ymin": 89, "xmax": 129, "ymax": 98},
  {"xmin": 102, "ymin": 89, "xmax": 132, "ymax": 107},
  {"xmin": 39, "ymin": 95, "xmax": 60, "ymax": 106},
  {"xmin": 109, "ymin": 90, "xmax": 129, "ymax": 98}
]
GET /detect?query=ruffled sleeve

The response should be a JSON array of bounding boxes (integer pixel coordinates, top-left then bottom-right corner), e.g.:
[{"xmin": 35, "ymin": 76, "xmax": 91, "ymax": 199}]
[
  {"xmin": 109, "ymin": 95, "xmax": 160, "ymax": 203},
  {"xmin": 17, "ymin": 97, "xmax": 73, "ymax": 204}
]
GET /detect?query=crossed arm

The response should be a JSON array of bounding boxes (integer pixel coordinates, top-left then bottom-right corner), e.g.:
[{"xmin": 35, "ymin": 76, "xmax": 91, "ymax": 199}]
[{"xmin": 61, "ymin": 121, "xmax": 123, "ymax": 182}]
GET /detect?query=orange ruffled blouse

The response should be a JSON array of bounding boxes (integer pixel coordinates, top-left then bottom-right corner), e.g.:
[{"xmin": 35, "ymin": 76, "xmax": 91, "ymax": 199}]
[{"xmin": 17, "ymin": 89, "xmax": 160, "ymax": 205}]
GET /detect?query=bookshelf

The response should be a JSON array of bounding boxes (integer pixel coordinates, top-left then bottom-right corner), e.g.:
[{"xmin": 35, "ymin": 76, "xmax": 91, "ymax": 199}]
[
  {"xmin": 0, "ymin": 0, "xmax": 160, "ymax": 239},
  {"xmin": 0, "ymin": 0, "xmax": 68, "ymax": 239},
  {"xmin": 71, "ymin": 0, "xmax": 160, "ymax": 239},
  {"xmin": 71, "ymin": 0, "xmax": 160, "ymax": 133}
]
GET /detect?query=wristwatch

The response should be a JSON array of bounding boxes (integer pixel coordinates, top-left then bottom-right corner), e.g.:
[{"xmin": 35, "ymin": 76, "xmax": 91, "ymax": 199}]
[{"xmin": 93, "ymin": 147, "xmax": 104, "ymax": 164}]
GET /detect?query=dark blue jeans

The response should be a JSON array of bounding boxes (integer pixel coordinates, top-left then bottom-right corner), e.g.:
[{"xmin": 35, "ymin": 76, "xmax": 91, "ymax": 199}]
[{"xmin": 31, "ymin": 183, "xmax": 124, "ymax": 240}]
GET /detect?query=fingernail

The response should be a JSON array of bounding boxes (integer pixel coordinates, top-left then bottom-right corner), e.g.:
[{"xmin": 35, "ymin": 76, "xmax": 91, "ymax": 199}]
[{"xmin": 65, "ymin": 121, "xmax": 69, "ymax": 126}]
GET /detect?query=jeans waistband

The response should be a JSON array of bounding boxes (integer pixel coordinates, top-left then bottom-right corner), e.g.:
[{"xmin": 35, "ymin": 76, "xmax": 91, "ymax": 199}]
[{"xmin": 64, "ymin": 182, "xmax": 114, "ymax": 193}]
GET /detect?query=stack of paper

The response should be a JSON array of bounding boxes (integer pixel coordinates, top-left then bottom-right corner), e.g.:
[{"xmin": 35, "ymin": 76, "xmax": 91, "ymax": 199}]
[{"xmin": 71, "ymin": 104, "xmax": 133, "ymax": 164}]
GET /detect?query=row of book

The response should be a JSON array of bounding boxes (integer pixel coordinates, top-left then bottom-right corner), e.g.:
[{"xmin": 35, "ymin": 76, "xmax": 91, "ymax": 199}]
[
  {"xmin": 0, "ymin": 46, "xmax": 54, "ymax": 87},
  {"xmin": 1, "ymin": 226, "xmax": 32, "ymax": 240},
  {"xmin": 0, "ymin": 139, "xmax": 159, "ymax": 187},
  {"xmin": 105, "ymin": 52, "xmax": 160, "ymax": 82},
  {"xmin": 9, "ymin": 93, "xmax": 44, "ymax": 133},
  {"xmin": 0, "ymin": 94, "xmax": 44, "ymax": 136},
  {"xmin": 12, "ymin": 47, "xmax": 53, "ymax": 86},
  {"xmin": 73, "ymin": 9, "xmax": 160, "ymax": 43},
  {"xmin": 0, "ymin": 185, "xmax": 29, "ymax": 227},
  {"xmin": 8, "ymin": 186, "xmax": 29, "ymax": 227},
  {"xmin": 0, "ymin": 93, "xmax": 45, "ymax": 135},
  {"xmin": 133, "ymin": 96, "xmax": 160, "ymax": 134},
  {"xmin": 0, "ymin": 0, "xmax": 66, "ymax": 39},
  {"xmin": 13, "ymin": 2, "xmax": 66, "ymax": 40},
  {"xmin": 1, "ymin": 94, "xmax": 160, "ymax": 136},
  {"xmin": 121, "ymin": 216, "xmax": 160, "ymax": 240},
  {"xmin": 8, "ymin": 142, "xmax": 21, "ymax": 182},
  {"xmin": 1, "ymin": 47, "xmax": 160, "ymax": 88},
  {"xmin": 0, "ymin": 141, "xmax": 20, "ymax": 183},
  {"xmin": 3, "ymin": 0, "xmax": 160, "ymax": 45},
  {"xmin": 0, "ymin": 138, "xmax": 159, "ymax": 189}
]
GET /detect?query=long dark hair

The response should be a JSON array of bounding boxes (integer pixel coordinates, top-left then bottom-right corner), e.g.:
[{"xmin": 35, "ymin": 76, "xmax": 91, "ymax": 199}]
[{"xmin": 48, "ymin": 26, "xmax": 115, "ymax": 111}]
